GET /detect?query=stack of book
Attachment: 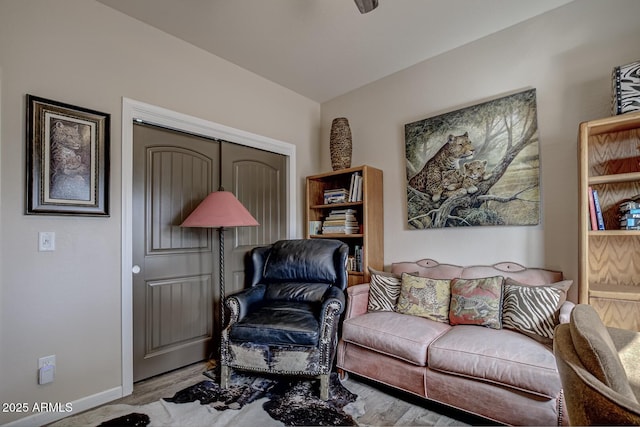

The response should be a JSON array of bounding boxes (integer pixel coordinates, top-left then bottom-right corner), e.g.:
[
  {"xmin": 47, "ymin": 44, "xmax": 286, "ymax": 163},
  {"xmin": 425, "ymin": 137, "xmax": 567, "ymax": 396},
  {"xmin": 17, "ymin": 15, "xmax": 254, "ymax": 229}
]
[
  {"xmin": 322, "ymin": 208, "xmax": 359, "ymax": 234},
  {"xmin": 619, "ymin": 200, "xmax": 640, "ymax": 230},
  {"xmin": 324, "ymin": 188, "xmax": 348, "ymax": 204}
]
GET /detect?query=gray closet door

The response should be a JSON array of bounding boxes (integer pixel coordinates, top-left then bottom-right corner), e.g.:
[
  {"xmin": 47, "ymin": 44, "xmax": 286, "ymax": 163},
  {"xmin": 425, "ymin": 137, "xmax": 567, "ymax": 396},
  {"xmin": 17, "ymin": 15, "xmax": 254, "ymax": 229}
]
[{"xmin": 132, "ymin": 124, "xmax": 286, "ymax": 381}]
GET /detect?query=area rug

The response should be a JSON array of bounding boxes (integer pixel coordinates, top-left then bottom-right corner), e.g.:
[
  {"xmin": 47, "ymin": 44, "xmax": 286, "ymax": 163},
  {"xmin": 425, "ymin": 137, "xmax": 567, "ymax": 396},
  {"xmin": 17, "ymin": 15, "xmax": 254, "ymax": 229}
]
[{"xmin": 53, "ymin": 372, "xmax": 364, "ymax": 426}]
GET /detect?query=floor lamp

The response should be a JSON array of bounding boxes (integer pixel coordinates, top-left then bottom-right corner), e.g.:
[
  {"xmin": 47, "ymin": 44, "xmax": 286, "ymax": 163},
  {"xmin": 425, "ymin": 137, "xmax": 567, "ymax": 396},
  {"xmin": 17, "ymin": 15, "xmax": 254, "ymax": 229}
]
[{"xmin": 180, "ymin": 190, "xmax": 259, "ymax": 370}]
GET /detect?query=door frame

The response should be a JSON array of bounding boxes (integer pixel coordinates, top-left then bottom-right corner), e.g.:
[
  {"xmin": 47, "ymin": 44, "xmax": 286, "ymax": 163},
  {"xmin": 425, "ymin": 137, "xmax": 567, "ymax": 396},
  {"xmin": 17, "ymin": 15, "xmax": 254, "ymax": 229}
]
[{"xmin": 120, "ymin": 98, "xmax": 297, "ymax": 395}]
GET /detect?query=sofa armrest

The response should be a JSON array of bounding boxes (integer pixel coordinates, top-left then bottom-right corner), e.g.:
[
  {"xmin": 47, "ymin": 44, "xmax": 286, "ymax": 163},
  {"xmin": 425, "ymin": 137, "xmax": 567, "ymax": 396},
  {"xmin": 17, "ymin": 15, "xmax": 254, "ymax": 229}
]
[
  {"xmin": 559, "ymin": 300, "xmax": 576, "ymax": 324},
  {"xmin": 344, "ymin": 283, "xmax": 370, "ymax": 320}
]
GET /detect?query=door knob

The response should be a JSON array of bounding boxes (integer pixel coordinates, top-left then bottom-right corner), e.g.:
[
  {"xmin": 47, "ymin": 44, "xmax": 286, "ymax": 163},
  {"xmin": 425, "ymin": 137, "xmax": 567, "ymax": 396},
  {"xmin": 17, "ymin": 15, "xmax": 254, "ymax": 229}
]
[{"xmin": 132, "ymin": 265, "xmax": 141, "ymax": 274}]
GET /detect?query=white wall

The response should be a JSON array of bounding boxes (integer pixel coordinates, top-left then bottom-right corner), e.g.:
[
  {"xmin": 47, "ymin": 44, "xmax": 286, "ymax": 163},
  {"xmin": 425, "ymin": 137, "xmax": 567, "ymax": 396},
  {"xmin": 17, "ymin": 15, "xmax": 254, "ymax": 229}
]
[
  {"xmin": 321, "ymin": 0, "xmax": 640, "ymax": 302},
  {"xmin": 0, "ymin": 1, "xmax": 319, "ymax": 424}
]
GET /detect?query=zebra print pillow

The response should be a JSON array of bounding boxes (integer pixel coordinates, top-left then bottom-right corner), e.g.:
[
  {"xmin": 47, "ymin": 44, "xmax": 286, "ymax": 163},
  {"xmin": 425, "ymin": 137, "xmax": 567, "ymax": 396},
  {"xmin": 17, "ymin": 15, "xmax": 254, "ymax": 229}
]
[
  {"xmin": 502, "ymin": 281, "xmax": 566, "ymax": 341},
  {"xmin": 367, "ymin": 268, "xmax": 403, "ymax": 312}
]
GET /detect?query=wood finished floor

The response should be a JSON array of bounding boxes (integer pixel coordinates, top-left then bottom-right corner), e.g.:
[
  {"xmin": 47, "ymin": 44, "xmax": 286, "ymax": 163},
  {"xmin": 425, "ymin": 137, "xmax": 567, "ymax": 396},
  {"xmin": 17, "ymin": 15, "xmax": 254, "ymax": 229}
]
[{"xmin": 68, "ymin": 361, "xmax": 491, "ymax": 426}]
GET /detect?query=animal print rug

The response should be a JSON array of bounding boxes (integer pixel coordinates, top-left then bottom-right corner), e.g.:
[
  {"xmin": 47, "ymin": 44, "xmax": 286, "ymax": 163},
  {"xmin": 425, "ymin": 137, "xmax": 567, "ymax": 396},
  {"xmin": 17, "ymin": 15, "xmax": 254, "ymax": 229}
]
[
  {"xmin": 164, "ymin": 372, "xmax": 359, "ymax": 426},
  {"xmin": 56, "ymin": 372, "xmax": 363, "ymax": 426}
]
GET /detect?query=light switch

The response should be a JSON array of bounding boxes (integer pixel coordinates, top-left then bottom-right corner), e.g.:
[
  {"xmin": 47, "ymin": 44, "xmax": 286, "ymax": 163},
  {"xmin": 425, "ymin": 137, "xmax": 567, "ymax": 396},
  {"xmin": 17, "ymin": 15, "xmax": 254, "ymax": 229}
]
[{"xmin": 39, "ymin": 232, "xmax": 55, "ymax": 251}]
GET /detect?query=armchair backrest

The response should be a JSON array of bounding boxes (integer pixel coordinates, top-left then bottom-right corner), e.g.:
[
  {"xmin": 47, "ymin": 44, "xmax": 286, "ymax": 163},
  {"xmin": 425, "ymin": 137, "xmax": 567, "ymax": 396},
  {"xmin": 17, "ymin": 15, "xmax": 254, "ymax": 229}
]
[
  {"xmin": 249, "ymin": 239, "xmax": 349, "ymax": 302},
  {"xmin": 554, "ymin": 304, "xmax": 640, "ymax": 425}
]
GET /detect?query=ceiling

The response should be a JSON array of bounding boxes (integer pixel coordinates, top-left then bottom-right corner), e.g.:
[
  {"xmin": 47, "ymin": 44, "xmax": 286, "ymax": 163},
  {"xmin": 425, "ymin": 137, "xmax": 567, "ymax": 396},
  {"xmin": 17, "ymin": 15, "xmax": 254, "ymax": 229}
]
[{"xmin": 98, "ymin": 0, "xmax": 574, "ymax": 103}]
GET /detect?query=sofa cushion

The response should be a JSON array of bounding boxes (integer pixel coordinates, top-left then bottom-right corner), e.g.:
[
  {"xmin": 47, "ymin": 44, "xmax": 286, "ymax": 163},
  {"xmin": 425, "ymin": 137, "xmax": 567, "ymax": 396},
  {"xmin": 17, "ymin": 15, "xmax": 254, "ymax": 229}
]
[
  {"xmin": 264, "ymin": 282, "xmax": 330, "ymax": 303},
  {"xmin": 367, "ymin": 267, "xmax": 402, "ymax": 312},
  {"xmin": 502, "ymin": 280, "xmax": 567, "ymax": 342},
  {"xmin": 505, "ymin": 277, "xmax": 573, "ymax": 306},
  {"xmin": 229, "ymin": 301, "xmax": 319, "ymax": 346},
  {"xmin": 396, "ymin": 273, "xmax": 451, "ymax": 323},
  {"xmin": 262, "ymin": 239, "xmax": 339, "ymax": 283},
  {"xmin": 342, "ymin": 311, "xmax": 450, "ymax": 366},
  {"xmin": 428, "ymin": 325, "xmax": 561, "ymax": 398},
  {"xmin": 449, "ymin": 276, "xmax": 503, "ymax": 329}
]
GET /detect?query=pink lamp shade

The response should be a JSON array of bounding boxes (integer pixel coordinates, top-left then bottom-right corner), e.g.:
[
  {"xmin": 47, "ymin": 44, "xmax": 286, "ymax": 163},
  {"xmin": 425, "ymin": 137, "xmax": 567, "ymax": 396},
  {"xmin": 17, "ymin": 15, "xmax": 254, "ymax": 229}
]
[{"xmin": 180, "ymin": 191, "xmax": 259, "ymax": 228}]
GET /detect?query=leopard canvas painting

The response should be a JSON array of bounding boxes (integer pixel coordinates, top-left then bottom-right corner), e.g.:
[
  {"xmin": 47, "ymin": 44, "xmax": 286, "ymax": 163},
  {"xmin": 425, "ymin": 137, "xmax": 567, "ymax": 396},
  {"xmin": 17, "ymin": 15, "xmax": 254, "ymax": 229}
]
[{"xmin": 405, "ymin": 89, "xmax": 540, "ymax": 229}]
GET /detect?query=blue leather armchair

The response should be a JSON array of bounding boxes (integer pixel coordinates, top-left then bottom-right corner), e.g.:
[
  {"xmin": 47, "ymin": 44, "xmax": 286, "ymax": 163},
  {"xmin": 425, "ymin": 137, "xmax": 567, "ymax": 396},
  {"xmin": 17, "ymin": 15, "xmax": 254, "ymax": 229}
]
[{"xmin": 220, "ymin": 239, "xmax": 349, "ymax": 400}]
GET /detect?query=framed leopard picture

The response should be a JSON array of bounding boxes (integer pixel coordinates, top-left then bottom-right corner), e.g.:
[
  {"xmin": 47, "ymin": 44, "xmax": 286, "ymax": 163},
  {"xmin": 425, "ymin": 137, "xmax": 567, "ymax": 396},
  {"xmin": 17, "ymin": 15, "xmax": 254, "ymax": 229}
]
[
  {"xmin": 26, "ymin": 95, "xmax": 110, "ymax": 216},
  {"xmin": 405, "ymin": 89, "xmax": 540, "ymax": 229}
]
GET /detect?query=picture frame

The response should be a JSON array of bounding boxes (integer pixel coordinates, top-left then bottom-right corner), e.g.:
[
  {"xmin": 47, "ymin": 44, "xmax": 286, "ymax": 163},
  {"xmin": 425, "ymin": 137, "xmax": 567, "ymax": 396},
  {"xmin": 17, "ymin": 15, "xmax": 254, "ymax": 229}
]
[
  {"xmin": 405, "ymin": 88, "xmax": 540, "ymax": 229},
  {"xmin": 26, "ymin": 95, "xmax": 110, "ymax": 216}
]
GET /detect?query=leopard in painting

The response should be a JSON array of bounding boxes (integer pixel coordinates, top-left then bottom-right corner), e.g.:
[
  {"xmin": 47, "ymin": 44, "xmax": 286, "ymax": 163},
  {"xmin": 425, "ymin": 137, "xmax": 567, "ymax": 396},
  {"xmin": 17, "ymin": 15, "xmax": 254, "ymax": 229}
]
[
  {"xmin": 49, "ymin": 120, "xmax": 90, "ymax": 200},
  {"xmin": 461, "ymin": 159, "xmax": 492, "ymax": 194},
  {"xmin": 408, "ymin": 132, "xmax": 474, "ymax": 202},
  {"xmin": 440, "ymin": 169, "xmax": 467, "ymax": 199}
]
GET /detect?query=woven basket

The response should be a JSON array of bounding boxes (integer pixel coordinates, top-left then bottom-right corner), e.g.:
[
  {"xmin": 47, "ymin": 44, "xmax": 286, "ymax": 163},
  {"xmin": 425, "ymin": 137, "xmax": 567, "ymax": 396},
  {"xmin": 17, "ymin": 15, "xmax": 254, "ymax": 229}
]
[{"xmin": 329, "ymin": 117, "xmax": 352, "ymax": 171}]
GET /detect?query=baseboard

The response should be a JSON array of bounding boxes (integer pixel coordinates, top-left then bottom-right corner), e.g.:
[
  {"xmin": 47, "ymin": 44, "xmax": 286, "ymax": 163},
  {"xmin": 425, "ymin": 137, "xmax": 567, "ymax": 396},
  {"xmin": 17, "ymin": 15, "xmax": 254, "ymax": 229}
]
[{"xmin": 3, "ymin": 386, "xmax": 123, "ymax": 427}]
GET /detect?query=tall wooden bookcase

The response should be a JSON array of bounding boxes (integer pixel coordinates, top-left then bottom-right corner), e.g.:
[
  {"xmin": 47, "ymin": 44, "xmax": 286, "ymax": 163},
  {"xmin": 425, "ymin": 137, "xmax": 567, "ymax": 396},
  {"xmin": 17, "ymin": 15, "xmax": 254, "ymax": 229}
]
[
  {"xmin": 579, "ymin": 111, "xmax": 640, "ymax": 331},
  {"xmin": 306, "ymin": 165, "xmax": 383, "ymax": 286}
]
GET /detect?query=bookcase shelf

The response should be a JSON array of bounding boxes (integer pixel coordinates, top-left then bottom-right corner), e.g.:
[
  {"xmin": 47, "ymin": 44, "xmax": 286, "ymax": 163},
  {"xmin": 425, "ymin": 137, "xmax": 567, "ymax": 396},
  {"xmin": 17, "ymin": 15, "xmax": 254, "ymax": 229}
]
[
  {"xmin": 311, "ymin": 233, "xmax": 364, "ymax": 239},
  {"xmin": 589, "ymin": 283, "xmax": 640, "ymax": 302},
  {"xmin": 306, "ymin": 165, "xmax": 383, "ymax": 286},
  {"xmin": 588, "ymin": 230, "xmax": 640, "ymax": 236},
  {"xmin": 579, "ymin": 111, "xmax": 640, "ymax": 331},
  {"xmin": 589, "ymin": 172, "xmax": 640, "ymax": 185}
]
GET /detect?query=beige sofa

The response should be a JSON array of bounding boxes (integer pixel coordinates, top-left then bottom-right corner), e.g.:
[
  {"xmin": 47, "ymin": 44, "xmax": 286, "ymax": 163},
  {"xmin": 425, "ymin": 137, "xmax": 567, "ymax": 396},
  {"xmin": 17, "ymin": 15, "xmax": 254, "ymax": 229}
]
[{"xmin": 336, "ymin": 259, "xmax": 573, "ymax": 426}]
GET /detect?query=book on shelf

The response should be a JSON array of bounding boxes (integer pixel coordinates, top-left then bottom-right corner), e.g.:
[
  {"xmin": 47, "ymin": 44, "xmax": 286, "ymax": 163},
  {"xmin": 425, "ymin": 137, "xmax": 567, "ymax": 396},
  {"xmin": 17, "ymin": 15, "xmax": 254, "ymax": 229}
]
[
  {"xmin": 592, "ymin": 189, "xmax": 605, "ymax": 230},
  {"xmin": 324, "ymin": 188, "xmax": 348, "ymax": 204},
  {"xmin": 347, "ymin": 256, "xmax": 357, "ymax": 272},
  {"xmin": 621, "ymin": 208, "xmax": 640, "ymax": 215},
  {"xmin": 587, "ymin": 186, "xmax": 598, "ymax": 230},
  {"xmin": 620, "ymin": 212, "xmax": 640, "ymax": 219},
  {"xmin": 619, "ymin": 199, "xmax": 640, "ymax": 230},
  {"xmin": 322, "ymin": 208, "xmax": 359, "ymax": 234},
  {"xmin": 620, "ymin": 217, "xmax": 640, "ymax": 228},
  {"xmin": 352, "ymin": 245, "xmax": 363, "ymax": 272},
  {"xmin": 348, "ymin": 172, "xmax": 363, "ymax": 202},
  {"xmin": 346, "ymin": 250, "xmax": 363, "ymax": 272},
  {"xmin": 619, "ymin": 200, "xmax": 640, "ymax": 212}
]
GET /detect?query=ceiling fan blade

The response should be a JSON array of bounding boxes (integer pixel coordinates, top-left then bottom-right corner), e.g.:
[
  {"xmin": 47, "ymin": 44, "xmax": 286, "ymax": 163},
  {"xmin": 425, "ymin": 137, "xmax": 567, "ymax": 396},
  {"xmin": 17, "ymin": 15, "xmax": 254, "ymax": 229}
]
[{"xmin": 354, "ymin": 0, "xmax": 379, "ymax": 14}]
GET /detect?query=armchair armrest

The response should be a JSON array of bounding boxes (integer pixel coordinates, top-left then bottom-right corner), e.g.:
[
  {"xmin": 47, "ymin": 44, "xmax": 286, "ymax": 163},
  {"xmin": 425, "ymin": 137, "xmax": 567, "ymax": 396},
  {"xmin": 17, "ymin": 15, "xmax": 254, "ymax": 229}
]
[
  {"xmin": 225, "ymin": 284, "xmax": 267, "ymax": 324},
  {"xmin": 343, "ymin": 283, "xmax": 370, "ymax": 320},
  {"xmin": 321, "ymin": 286, "xmax": 346, "ymax": 318},
  {"xmin": 318, "ymin": 286, "xmax": 346, "ymax": 369},
  {"xmin": 559, "ymin": 300, "xmax": 576, "ymax": 324}
]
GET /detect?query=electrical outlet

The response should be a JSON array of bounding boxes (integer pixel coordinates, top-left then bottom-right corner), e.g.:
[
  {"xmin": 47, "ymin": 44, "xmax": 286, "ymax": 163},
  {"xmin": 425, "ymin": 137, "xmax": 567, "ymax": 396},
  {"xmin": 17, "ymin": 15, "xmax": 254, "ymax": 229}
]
[
  {"xmin": 39, "ymin": 232, "xmax": 55, "ymax": 251},
  {"xmin": 38, "ymin": 355, "xmax": 56, "ymax": 384}
]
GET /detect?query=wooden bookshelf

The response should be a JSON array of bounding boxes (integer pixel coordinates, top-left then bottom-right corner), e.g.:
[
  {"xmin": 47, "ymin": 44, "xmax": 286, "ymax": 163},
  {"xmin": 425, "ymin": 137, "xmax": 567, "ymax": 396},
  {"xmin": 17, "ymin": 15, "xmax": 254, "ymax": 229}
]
[
  {"xmin": 579, "ymin": 111, "xmax": 640, "ymax": 331},
  {"xmin": 306, "ymin": 165, "xmax": 383, "ymax": 286}
]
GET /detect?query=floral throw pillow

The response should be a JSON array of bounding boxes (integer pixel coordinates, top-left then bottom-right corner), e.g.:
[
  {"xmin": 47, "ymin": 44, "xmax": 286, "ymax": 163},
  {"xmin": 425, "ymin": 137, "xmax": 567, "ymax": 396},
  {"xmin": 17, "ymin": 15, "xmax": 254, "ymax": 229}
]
[
  {"xmin": 367, "ymin": 268, "xmax": 403, "ymax": 312},
  {"xmin": 449, "ymin": 276, "xmax": 504, "ymax": 329},
  {"xmin": 396, "ymin": 273, "xmax": 451, "ymax": 323}
]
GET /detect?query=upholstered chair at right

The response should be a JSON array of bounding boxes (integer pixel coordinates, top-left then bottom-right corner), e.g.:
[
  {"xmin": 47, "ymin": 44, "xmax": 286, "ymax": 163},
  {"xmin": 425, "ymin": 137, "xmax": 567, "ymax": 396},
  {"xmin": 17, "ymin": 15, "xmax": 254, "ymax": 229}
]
[{"xmin": 554, "ymin": 304, "xmax": 640, "ymax": 425}]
